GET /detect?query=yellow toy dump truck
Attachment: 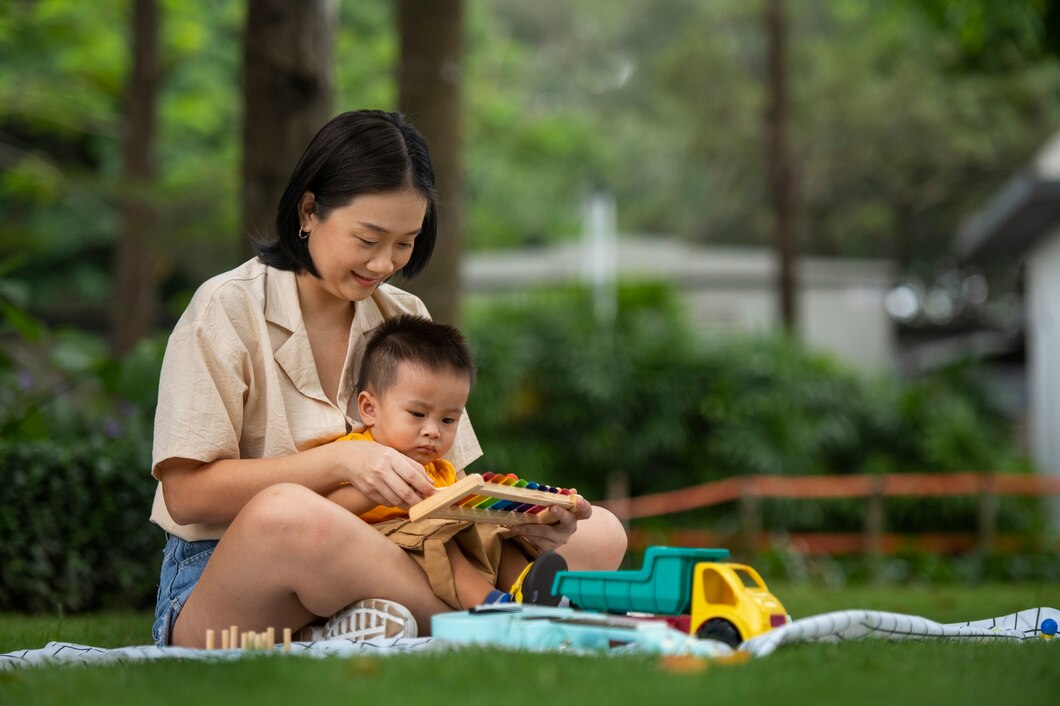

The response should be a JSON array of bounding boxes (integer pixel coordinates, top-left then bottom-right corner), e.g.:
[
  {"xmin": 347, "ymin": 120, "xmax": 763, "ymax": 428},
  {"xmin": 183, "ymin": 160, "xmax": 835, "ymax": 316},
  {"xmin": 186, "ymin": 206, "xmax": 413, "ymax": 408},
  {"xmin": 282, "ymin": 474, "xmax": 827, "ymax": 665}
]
[{"xmin": 552, "ymin": 546, "xmax": 789, "ymax": 647}]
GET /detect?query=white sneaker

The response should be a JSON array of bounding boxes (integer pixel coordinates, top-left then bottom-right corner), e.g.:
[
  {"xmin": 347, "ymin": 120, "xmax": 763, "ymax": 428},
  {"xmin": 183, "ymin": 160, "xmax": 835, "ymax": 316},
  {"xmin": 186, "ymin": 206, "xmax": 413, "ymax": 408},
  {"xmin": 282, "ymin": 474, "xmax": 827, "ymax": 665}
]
[{"xmin": 299, "ymin": 598, "xmax": 418, "ymax": 642}]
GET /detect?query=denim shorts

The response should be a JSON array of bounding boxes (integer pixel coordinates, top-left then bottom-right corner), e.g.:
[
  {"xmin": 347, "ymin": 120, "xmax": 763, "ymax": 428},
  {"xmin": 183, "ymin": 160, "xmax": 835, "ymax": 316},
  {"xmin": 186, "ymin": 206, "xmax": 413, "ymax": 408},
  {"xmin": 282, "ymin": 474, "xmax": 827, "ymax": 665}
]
[{"xmin": 151, "ymin": 534, "xmax": 218, "ymax": 647}]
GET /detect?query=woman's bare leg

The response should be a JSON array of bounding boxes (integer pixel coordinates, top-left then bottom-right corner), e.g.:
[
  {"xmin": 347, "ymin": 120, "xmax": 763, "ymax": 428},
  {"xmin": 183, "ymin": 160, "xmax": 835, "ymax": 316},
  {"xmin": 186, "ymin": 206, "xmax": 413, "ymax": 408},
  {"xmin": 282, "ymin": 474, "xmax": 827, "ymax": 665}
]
[{"xmin": 170, "ymin": 484, "xmax": 450, "ymax": 647}]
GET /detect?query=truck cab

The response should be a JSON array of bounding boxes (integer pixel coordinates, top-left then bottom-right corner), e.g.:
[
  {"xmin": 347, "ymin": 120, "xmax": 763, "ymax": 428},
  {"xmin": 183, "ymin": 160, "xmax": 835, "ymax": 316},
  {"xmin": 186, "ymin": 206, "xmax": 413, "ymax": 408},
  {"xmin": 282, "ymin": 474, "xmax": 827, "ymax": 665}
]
[{"xmin": 690, "ymin": 562, "xmax": 788, "ymax": 646}]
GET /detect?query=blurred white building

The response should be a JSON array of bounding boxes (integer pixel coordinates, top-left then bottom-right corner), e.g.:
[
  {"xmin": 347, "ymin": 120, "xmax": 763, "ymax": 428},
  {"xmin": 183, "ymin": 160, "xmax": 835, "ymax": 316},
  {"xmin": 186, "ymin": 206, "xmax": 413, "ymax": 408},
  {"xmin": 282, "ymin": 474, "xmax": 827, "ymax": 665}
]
[
  {"xmin": 464, "ymin": 234, "xmax": 897, "ymax": 374},
  {"xmin": 957, "ymin": 128, "xmax": 1060, "ymax": 521}
]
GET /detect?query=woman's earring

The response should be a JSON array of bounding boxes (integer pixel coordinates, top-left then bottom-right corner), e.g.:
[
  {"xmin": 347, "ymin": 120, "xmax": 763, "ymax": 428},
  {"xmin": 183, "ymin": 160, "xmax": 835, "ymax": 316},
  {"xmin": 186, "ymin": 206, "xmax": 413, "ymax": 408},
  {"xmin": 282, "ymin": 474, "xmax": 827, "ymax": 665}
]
[{"xmin": 298, "ymin": 227, "xmax": 309, "ymax": 240}]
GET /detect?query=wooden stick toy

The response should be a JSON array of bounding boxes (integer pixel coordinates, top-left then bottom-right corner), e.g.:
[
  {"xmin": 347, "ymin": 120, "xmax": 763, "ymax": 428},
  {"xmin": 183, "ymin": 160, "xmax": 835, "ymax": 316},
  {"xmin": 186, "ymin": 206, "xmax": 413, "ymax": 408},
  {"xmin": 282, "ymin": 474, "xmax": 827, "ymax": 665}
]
[
  {"xmin": 409, "ymin": 472, "xmax": 580, "ymax": 524},
  {"xmin": 203, "ymin": 625, "xmax": 293, "ymax": 653}
]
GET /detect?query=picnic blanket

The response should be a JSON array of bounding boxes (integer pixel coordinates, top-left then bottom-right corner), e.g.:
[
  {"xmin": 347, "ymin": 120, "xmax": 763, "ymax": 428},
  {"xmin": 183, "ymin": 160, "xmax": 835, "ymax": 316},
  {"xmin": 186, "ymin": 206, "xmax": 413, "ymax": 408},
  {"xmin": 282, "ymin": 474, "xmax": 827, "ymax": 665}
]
[
  {"xmin": 0, "ymin": 636, "xmax": 438, "ymax": 671},
  {"xmin": 1, "ymin": 606, "xmax": 1055, "ymax": 669},
  {"xmin": 740, "ymin": 606, "xmax": 1059, "ymax": 657}
]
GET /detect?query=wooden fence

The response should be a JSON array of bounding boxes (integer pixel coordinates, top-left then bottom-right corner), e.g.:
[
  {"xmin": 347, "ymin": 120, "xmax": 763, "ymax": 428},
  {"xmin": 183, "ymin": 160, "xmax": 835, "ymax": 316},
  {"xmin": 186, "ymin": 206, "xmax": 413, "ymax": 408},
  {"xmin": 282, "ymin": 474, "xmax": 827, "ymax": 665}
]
[{"xmin": 598, "ymin": 472, "xmax": 1060, "ymax": 555}]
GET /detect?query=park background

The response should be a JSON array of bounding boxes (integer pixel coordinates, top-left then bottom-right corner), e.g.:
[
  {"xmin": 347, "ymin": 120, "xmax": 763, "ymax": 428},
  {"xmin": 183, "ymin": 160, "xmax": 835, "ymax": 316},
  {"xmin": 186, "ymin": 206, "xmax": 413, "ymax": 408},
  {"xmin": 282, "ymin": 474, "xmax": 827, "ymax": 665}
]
[{"xmin": 2, "ymin": 0, "xmax": 1060, "ymax": 617}]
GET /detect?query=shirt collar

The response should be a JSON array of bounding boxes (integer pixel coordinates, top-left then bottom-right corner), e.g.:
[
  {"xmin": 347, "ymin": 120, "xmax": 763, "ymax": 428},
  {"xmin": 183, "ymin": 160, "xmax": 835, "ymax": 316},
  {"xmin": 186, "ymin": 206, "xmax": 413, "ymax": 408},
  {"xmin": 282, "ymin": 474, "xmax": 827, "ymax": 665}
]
[
  {"xmin": 264, "ymin": 265, "xmax": 393, "ymax": 411},
  {"xmin": 263, "ymin": 266, "xmax": 391, "ymax": 336},
  {"xmin": 263, "ymin": 265, "xmax": 302, "ymax": 333}
]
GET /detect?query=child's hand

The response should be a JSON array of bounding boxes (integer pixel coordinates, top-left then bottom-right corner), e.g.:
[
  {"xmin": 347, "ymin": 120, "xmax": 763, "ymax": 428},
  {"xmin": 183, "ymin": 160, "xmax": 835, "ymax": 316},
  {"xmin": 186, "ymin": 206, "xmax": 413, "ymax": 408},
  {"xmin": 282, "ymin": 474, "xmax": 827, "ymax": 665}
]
[{"xmin": 508, "ymin": 494, "xmax": 591, "ymax": 552}]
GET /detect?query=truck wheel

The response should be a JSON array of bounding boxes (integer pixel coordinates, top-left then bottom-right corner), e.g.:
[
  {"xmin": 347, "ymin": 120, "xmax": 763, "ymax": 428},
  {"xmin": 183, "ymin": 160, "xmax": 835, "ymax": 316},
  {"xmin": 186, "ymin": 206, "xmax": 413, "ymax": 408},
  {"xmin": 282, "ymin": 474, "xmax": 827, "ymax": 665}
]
[{"xmin": 696, "ymin": 618, "xmax": 741, "ymax": 648}]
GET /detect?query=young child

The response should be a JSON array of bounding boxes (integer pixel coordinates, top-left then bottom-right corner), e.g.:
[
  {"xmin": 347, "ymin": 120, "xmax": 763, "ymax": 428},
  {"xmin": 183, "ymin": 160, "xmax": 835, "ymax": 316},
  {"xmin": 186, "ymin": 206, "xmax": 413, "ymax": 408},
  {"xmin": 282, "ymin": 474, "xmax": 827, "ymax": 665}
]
[{"xmin": 326, "ymin": 314, "xmax": 569, "ymax": 610}]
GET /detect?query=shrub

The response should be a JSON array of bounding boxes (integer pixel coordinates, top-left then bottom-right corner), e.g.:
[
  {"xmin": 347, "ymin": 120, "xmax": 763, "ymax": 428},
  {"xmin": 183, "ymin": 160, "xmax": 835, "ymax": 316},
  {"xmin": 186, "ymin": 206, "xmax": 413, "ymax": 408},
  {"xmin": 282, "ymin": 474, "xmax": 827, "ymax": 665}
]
[
  {"xmin": 466, "ymin": 282, "xmax": 707, "ymax": 497},
  {"xmin": 0, "ymin": 432, "xmax": 159, "ymax": 612},
  {"xmin": 0, "ymin": 280, "xmax": 165, "ymax": 612},
  {"xmin": 465, "ymin": 283, "xmax": 1040, "ymax": 534}
]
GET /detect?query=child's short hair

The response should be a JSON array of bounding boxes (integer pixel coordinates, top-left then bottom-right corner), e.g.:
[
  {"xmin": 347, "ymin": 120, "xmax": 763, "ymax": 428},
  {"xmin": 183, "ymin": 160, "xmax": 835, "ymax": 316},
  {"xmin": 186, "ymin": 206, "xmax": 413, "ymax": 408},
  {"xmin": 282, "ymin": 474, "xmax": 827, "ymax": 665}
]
[{"xmin": 357, "ymin": 314, "xmax": 476, "ymax": 395}]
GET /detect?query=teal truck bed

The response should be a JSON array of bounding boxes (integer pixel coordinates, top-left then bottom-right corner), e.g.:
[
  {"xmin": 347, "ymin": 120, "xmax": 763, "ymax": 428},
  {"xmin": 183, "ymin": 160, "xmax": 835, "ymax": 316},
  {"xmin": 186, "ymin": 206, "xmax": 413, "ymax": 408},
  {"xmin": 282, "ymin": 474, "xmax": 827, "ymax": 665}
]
[{"xmin": 553, "ymin": 546, "xmax": 729, "ymax": 615}]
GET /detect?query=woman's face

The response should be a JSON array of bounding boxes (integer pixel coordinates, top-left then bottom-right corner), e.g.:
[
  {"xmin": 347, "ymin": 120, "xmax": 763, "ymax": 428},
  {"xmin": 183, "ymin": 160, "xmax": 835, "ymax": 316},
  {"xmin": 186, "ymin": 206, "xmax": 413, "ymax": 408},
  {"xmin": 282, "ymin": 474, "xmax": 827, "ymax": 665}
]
[{"xmin": 300, "ymin": 187, "xmax": 427, "ymax": 303}]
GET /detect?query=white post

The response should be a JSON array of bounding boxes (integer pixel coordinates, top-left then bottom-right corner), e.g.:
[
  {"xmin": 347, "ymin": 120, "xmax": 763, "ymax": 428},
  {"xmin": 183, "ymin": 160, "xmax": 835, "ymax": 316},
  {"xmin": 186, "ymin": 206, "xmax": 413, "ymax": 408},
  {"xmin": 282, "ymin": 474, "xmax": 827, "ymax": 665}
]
[{"xmin": 582, "ymin": 191, "xmax": 618, "ymax": 323}]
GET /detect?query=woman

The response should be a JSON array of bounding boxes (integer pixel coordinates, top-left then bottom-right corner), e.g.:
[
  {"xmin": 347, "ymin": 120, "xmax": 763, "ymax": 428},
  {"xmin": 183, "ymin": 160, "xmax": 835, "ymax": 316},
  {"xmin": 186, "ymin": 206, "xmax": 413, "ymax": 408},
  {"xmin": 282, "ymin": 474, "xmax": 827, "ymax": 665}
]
[{"xmin": 150, "ymin": 110, "xmax": 627, "ymax": 648}]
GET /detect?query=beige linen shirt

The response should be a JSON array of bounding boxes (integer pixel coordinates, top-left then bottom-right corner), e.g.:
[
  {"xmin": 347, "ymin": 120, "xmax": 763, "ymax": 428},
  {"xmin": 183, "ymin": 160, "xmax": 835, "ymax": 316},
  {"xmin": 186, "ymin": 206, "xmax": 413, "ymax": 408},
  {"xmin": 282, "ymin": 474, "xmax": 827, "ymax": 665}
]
[{"xmin": 150, "ymin": 258, "xmax": 482, "ymax": 541}]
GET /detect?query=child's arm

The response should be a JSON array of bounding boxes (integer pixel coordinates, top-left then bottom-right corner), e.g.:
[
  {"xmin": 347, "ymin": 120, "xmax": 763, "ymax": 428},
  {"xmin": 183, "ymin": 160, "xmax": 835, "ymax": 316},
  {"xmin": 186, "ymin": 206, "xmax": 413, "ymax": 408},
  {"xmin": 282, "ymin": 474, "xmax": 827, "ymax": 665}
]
[{"xmin": 324, "ymin": 484, "xmax": 377, "ymax": 516}]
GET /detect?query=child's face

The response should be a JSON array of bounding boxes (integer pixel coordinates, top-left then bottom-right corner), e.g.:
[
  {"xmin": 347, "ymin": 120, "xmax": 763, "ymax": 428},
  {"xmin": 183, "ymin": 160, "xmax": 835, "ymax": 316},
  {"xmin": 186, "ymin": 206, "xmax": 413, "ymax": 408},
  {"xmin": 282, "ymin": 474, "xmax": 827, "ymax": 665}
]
[{"xmin": 358, "ymin": 361, "xmax": 471, "ymax": 465}]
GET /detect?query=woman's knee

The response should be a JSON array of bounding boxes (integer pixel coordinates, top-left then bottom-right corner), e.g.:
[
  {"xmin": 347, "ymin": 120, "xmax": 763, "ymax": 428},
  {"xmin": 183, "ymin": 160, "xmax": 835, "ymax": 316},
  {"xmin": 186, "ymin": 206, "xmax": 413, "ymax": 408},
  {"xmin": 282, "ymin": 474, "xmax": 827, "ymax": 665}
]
[
  {"xmin": 589, "ymin": 507, "xmax": 628, "ymax": 567},
  {"xmin": 562, "ymin": 507, "xmax": 628, "ymax": 570},
  {"xmin": 241, "ymin": 482, "xmax": 319, "ymax": 520},
  {"xmin": 237, "ymin": 484, "xmax": 350, "ymax": 550}
]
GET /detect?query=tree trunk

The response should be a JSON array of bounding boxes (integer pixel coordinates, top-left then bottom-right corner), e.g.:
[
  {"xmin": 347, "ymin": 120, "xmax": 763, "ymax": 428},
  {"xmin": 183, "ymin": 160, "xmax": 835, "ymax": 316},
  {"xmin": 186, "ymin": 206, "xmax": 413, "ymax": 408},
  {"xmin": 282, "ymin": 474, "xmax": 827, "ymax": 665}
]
[
  {"xmin": 241, "ymin": 0, "xmax": 336, "ymax": 260},
  {"xmin": 111, "ymin": 0, "xmax": 161, "ymax": 355},
  {"xmin": 397, "ymin": 0, "xmax": 465, "ymax": 326},
  {"xmin": 764, "ymin": 0, "xmax": 798, "ymax": 334}
]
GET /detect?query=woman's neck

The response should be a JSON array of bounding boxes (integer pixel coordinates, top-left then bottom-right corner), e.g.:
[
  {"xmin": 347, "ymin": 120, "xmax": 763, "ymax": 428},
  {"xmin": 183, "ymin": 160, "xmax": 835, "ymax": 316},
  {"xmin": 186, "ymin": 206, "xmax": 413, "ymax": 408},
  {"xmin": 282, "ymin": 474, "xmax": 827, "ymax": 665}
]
[{"xmin": 295, "ymin": 273, "xmax": 356, "ymax": 330}]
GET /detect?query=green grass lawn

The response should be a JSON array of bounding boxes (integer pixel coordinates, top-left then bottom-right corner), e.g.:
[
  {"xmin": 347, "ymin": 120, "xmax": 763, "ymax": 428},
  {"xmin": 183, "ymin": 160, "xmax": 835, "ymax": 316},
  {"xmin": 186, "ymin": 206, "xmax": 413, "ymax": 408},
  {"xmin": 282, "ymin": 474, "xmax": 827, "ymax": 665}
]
[{"xmin": 1, "ymin": 581, "xmax": 1056, "ymax": 706}]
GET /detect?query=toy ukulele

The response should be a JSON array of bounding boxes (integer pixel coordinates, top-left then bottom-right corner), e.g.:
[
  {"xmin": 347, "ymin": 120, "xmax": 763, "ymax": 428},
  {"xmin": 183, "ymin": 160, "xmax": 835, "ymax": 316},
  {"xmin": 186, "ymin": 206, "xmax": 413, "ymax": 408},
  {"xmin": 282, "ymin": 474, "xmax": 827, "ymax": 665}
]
[{"xmin": 409, "ymin": 472, "xmax": 580, "ymax": 525}]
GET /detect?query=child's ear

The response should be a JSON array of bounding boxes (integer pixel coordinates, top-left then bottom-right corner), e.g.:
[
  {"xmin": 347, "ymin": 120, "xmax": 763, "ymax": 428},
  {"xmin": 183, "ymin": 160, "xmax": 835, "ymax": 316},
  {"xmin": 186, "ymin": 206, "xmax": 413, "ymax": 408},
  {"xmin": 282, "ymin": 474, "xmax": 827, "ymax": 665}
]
[{"xmin": 357, "ymin": 390, "xmax": 378, "ymax": 425}]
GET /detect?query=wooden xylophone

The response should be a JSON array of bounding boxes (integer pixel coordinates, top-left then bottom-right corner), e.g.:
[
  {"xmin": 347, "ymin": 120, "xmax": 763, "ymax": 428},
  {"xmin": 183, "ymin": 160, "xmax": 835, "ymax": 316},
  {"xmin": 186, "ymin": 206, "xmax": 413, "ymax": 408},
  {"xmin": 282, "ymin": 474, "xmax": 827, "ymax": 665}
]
[{"xmin": 409, "ymin": 472, "xmax": 580, "ymax": 524}]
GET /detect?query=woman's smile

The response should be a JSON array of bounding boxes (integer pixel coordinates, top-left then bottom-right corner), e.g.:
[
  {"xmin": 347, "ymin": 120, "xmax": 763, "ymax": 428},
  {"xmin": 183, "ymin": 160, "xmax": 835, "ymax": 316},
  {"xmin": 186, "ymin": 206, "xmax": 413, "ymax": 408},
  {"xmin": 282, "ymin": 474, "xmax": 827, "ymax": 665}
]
[{"xmin": 352, "ymin": 271, "xmax": 382, "ymax": 288}]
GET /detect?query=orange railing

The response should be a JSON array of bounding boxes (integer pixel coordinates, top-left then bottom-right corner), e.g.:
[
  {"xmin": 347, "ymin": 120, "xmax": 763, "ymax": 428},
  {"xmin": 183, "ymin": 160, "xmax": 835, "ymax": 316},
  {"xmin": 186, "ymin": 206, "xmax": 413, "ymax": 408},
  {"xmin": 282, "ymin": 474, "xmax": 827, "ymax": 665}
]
[{"xmin": 598, "ymin": 473, "xmax": 1060, "ymax": 555}]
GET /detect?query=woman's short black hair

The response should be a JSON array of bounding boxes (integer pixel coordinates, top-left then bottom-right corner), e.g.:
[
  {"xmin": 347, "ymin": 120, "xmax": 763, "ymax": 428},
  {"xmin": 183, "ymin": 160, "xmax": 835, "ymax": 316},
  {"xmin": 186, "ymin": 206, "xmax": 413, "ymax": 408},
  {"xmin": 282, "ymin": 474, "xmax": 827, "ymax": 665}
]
[{"xmin": 254, "ymin": 110, "xmax": 437, "ymax": 279}]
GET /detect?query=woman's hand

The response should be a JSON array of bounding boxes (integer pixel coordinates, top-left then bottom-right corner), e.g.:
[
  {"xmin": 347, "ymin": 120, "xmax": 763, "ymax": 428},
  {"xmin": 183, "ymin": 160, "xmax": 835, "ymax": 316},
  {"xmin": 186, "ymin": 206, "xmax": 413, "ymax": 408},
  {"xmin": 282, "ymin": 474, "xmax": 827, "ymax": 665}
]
[
  {"xmin": 507, "ymin": 493, "xmax": 592, "ymax": 553},
  {"xmin": 338, "ymin": 440, "xmax": 436, "ymax": 509}
]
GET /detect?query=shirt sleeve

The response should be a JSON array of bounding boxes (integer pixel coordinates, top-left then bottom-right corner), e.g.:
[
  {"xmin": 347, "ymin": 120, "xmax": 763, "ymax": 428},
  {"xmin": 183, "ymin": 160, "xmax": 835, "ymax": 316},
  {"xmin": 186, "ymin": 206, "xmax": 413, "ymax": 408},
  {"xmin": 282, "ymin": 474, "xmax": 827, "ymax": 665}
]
[
  {"xmin": 446, "ymin": 414, "xmax": 482, "ymax": 471},
  {"xmin": 151, "ymin": 304, "xmax": 250, "ymax": 479}
]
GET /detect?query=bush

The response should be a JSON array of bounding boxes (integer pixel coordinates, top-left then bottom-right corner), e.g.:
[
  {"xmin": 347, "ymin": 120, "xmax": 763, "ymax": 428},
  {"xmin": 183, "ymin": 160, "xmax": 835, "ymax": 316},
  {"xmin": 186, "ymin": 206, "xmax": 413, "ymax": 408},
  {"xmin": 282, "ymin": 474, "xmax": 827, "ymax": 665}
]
[
  {"xmin": 465, "ymin": 283, "xmax": 1040, "ymax": 534},
  {"xmin": 466, "ymin": 282, "xmax": 706, "ymax": 498},
  {"xmin": 0, "ymin": 433, "xmax": 159, "ymax": 612},
  {"xmin": 0, "ymin": 278, "xmax": 164, "ymax": 612}
]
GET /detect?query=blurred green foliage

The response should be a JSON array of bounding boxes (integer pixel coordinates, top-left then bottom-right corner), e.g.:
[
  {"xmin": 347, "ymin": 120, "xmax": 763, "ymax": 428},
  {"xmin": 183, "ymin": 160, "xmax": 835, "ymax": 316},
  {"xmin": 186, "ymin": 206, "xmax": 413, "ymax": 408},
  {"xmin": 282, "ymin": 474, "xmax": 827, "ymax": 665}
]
[
  {"xmin": 4, "ymin": 1, "xmax": 1060, "ymax": 320},
  {"xmin": 0, "ymin": 265, "xmax": 161, "ymax": 611},
  {"xmin": 754, "ymin": 546, "xmax": 1060, "ymax": 587},
  {"xmin": 465, "ymin": 283, "xmax": 1030, "ymax": 498},
  {"xmin": 465, "ymin": 283, "xmax": 1041, "ymax": 545},
  {"xmin": 0, "ymin": 435, "xmax": 157, "ymax": 612}
]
